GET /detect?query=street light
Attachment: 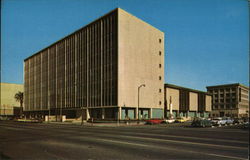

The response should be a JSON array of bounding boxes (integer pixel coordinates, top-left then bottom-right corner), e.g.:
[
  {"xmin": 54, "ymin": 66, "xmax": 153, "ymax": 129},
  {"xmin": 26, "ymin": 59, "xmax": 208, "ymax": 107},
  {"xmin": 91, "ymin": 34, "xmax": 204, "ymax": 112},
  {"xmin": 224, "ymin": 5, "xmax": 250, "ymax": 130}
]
[{"xmin": 138, "ymin": 84, "xmax": 146, "ymax": 123}]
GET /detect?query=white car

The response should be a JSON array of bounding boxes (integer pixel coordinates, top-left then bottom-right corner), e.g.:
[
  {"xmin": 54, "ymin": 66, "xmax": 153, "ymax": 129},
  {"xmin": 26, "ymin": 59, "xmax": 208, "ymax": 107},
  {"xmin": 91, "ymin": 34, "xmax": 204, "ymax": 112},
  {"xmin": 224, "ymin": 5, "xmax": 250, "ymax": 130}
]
[
  {"xmin": 211, "ymin": 117, "xmax": 227, "ymax": 126},
  {"xmin": 163, "ymin": 118, "xmax": 175, "ymax": 124}
]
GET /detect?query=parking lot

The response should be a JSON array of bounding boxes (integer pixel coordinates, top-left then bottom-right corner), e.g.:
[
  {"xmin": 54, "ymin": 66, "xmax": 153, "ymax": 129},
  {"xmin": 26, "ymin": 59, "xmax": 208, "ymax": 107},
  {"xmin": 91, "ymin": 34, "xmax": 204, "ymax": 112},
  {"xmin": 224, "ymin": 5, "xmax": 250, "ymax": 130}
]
[{"xmin": 0, "ymin": 121, "xmax": 248, "ymax": 160}]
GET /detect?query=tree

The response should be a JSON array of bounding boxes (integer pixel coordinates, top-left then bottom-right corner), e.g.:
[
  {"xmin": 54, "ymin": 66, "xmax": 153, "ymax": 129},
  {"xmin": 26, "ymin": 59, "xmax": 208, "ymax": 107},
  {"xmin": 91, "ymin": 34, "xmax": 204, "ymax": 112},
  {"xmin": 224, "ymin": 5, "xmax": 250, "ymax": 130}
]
[{"xmin": 14, "ymin": 91, "xmax": 24, "ymax": 117}]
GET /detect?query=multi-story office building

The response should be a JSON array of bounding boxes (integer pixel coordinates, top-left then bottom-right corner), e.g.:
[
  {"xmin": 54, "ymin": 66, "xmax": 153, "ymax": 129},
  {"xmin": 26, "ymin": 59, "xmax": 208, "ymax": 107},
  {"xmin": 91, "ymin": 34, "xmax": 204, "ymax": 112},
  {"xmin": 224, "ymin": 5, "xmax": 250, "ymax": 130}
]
[
  {"xmin": 24, "ymin": 8, "xmax": 164, "ymax": 120},
  {"xmin": 165, "ymin": 84, "xmax": 212, "ymax": 118},
  {"xmin": 207, "ymin": 83, "xmax": 249, "ymax": 118},
  {"xmin": 0, "ymin": 83, "xmax": 23, "ymax": 117}
]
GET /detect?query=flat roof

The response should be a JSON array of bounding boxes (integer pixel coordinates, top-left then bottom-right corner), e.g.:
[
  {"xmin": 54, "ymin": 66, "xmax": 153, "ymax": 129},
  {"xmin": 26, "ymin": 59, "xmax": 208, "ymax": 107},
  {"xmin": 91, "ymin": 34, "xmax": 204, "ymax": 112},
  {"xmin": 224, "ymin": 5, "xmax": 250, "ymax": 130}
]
[
  {"xmin": 24, "ymin": 8, "xmax": 119, "ymax": 61},
  {"xmin": 24, "ymin": 8, "xmax": 164, "ymax": 62},
  {"xmin": 206, "ymin": 83, "xmax": 249, "ymax": 89},
  {"xmin": 165, "ymin": 83, "xmax": 210, "ymax": 95},
  {"xmin": 0, "ymin": 82, "xmax": 24, "ymax": 85}
]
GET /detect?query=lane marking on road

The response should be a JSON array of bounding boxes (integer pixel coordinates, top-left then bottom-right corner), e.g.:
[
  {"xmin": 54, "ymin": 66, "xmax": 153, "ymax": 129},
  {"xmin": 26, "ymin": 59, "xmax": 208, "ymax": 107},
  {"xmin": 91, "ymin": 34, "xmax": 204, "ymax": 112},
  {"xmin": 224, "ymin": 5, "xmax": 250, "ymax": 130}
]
[
  {"xmin": 93, "ymin": 137, "xmax": 247, "ymax": 160},
  {"xmin": 118, "ymin": 135, "xmax": 248, "ymax": 150},
  {"xmin": 76, "ymin": 129, "xmax": 248, "ymax": 145}
]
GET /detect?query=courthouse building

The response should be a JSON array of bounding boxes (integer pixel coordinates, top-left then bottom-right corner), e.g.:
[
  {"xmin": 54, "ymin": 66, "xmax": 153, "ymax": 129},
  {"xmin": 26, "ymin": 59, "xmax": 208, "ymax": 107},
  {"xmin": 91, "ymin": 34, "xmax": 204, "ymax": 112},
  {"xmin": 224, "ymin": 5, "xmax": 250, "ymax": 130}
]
[
  {"xmin": 165, "ymin": 84, "xmax": 212, "ymax": 118},
  {"xmin": 207, "ymin": 83, "xmax": 249, "ymax": 118},
  {"xmin": 24, "ymin": 8, "xmax": 164, "ymax": 120}
]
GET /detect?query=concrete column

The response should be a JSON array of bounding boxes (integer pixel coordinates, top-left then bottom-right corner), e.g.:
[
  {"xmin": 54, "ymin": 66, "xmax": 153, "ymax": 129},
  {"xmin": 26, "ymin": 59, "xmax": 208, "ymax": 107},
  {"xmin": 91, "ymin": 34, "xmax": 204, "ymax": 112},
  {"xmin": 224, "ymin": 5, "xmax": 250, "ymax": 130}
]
[
  {"xmin": 118, "ymin": 107, "xmax": 122, "ymax": 120},
  {"xmin": 102, "ymin": 108, "xmax": 105, "ymax": 119},
  {"xmin": 149, "ymin": 108, "xmax": 153, "ymax": 119},
  {"xmin": 135, "ymin": 107, "xmax": 138, "ymax": 119},
  {"xmin": 86, "ymin": 108, "xmax": 90, "ymax": 120}
]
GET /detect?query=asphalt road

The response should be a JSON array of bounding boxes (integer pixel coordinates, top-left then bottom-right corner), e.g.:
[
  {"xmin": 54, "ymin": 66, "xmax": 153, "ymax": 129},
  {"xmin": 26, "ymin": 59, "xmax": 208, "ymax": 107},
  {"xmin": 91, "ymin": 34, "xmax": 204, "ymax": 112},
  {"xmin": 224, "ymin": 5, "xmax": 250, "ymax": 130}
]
[{"xmin": 0, "ymin": 121, "xmax": 249, "ymax": 160}]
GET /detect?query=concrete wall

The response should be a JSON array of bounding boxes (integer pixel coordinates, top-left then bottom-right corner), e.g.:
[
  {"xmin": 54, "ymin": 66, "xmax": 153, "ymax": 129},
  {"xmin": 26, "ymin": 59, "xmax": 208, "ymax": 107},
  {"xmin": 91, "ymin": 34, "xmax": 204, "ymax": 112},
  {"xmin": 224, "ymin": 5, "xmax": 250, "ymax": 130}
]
[
  {"xmin": 205, "ymin": 95, "xmax": 212, "ymax": 112},
  {"xmin": 117, "ymin": 8, "xmax": 164, "ymax": 110},
  {"xmin": 0, "ymin": 83, "xmax": 23, "ymax": 115},
  {"xmin": 189, "ymin": 92, "xmax": 198, "ymax": 111},
  {"xmin": 166, "ymin": 88, "xmax": 179, "ymax": 111}
]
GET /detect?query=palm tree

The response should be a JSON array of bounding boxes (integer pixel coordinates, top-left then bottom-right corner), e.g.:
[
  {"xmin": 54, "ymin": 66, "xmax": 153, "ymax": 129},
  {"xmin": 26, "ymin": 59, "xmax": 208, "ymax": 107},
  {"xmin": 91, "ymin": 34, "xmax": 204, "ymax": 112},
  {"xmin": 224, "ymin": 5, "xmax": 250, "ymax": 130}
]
[{"xmin": 14, "ymin": 91, "xmax": 24, "ymax": 117}]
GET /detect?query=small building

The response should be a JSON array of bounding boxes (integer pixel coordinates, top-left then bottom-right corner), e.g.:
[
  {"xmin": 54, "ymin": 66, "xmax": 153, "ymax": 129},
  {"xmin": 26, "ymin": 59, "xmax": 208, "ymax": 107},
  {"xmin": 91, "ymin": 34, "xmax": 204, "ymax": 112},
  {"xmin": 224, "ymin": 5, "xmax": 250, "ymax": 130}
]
[
  {"xmin": 207, "ymin": 83, "xmax": 249, "ymax": 118},
  {"xmin": 0, "ymin": 83, "xmax": 23, "ymax": 117},
  {"xmin": 164, "ymin": 84, "xmax": 212, "ymax": 119}
]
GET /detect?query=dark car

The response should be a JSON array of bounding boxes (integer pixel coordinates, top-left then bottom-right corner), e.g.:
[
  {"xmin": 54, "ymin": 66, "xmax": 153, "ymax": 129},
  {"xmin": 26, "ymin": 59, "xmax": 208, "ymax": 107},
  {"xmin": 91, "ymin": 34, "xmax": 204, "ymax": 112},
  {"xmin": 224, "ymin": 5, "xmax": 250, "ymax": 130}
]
[
  {"xmin": 233, "ymin": 118, "xmax": 244, "ymax": 124},
  {"xmin": 191, "ymin": 119, "xmax": 212, "ymax": 127}
]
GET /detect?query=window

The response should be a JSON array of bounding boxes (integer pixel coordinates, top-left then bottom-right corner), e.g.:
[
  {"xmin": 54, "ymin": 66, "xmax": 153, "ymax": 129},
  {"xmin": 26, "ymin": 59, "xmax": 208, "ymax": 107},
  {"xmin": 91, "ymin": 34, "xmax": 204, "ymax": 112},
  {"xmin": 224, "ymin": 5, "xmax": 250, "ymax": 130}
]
[
  {"xmin": 159, "ymin": 89, "xmax": 162, "ymax": 93},
  {"xmin": 159, "ymin": 76, "xmax": 162, "ymax": 80},
  {"xmin": 159, "ymin": 51, "xmax": 162, "ymax": 55},
  {"xmin": 159, "ymin": 101, "xmax": 162, "ymax": 105},
  {"xmin": 159, "ymin": 64, "xmax": 161, "ymax": 68},
  {"xmin": 159, "ymin": 39, "xmax": 162, "ymax": 43}
]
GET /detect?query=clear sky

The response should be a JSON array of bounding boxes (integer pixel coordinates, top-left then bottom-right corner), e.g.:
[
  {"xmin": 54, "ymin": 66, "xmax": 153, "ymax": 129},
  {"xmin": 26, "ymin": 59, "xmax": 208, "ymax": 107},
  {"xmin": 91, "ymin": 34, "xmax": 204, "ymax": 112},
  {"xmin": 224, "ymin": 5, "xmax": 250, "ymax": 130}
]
[{"xmin": 1, "ymin": 0, "xmax": 249, "ymax": 91}]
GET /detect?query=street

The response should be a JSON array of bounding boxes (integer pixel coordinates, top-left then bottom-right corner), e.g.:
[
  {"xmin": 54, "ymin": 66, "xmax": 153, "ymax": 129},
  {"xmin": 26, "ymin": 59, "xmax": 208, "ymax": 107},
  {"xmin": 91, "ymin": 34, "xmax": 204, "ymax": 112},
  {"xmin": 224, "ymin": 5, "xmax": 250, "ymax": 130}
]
[{"xmin": 0, "ymin": 121, "xmax": 249, "ymax": 160}]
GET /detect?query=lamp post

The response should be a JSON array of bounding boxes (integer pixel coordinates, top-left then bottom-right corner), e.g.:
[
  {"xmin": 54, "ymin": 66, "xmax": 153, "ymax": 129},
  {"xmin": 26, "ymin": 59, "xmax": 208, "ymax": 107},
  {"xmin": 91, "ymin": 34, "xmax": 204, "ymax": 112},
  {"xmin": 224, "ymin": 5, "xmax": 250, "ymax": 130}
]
[{"xmin": 138, "ymin": 84, "xmax": 146, "ymax": 123}]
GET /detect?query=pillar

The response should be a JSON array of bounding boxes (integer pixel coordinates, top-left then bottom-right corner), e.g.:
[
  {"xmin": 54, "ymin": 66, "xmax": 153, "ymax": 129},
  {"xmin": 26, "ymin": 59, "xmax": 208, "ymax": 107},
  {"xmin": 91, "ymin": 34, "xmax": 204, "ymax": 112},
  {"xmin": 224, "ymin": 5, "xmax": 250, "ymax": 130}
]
[
  {"xmin": 86, "ymin": 108, "xmax": 90, "ymax": 120},
  {"xmin": 135, "ymin": 107, "xmax": 138, "ymax": 119},
  {"xmin": 149, "ymin": 108, "xmax": 153, "ymax": 119},
  {"xmin": 102, "ymin": 108, "xmax": 105, "ymax": 119},
  {"xmin": 118, "ymin": 107, "xmax": 122, "ymax": 120}
]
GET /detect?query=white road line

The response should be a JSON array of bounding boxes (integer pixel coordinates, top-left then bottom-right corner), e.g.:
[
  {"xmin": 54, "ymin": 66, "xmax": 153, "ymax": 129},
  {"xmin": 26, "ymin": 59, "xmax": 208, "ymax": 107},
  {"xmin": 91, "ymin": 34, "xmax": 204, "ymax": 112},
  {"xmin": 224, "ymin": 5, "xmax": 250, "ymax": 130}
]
[
  {"xmin": 119, "ymin": 135, "xmax": 248, "ymax": 150},
  {"xmin": 94, "ymin": 138, "xmax": 247, "ymax": 160},
  {"xmin": 68, "ymin": 128, "xmax": 248, "ymax": 145}
]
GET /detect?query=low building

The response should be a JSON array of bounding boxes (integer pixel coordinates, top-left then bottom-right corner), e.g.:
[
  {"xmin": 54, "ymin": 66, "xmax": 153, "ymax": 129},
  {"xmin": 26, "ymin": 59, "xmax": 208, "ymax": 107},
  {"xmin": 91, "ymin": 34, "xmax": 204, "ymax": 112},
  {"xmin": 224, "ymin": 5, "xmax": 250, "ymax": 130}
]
[
  {"xmin": 206, "ymin": 83, "xmax": 249, "ymax": 118},
  {"xmin": 165, "ymin": 84, "xmax": 212, "ymax": 119},
  {"xmin": 0, "ymin": 83, "xmax": 23, "ymax": 117}
]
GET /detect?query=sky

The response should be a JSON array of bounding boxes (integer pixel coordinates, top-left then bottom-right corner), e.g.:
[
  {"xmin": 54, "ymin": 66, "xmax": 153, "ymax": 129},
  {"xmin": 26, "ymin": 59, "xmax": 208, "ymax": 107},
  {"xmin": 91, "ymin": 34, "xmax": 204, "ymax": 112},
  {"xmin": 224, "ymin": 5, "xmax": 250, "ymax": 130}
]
[{"xmin": 1, "ymin": 0, "xmax": 249, "ymax": 91}]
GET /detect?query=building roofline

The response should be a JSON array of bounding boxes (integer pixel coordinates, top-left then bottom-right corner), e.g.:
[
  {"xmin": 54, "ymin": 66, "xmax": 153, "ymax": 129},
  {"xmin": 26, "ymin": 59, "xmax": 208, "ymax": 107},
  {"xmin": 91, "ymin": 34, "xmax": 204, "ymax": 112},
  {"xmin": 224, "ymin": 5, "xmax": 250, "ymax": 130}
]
[
  {"xmin": 117, "ymin": 8, "xmax": 164, "ymax": 34},
  {"xmin": 0, "ymin": 82, "xmax": 24, "ymax": 85},
  {"xmin": 165, "ymin": 83, "xmax": 210, "ymax": 95},
  {"xmin": 24, "ymin": 8, "xmax": 119, "ymax": 61},
  {"xmin": 24, "ymin": 7, "xmax": 164, "ymax": 62},
  {"xmin": 206, "ymin": 83, "xmax": 249, "ymax": 89}
]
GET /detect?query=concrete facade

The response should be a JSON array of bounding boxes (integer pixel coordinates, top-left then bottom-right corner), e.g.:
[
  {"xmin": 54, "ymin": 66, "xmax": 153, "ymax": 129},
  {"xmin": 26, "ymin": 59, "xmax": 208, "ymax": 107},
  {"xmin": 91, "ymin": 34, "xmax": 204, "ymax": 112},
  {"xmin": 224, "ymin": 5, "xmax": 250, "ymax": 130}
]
[
  {"xmin": 23, "ymin": 8, "xmax": 164, "ymax": 120},
  {"xmin": 118, "ymin": 9, "xmax": 164, "ymax": 119},
  {"xmin": 0, "ymin": 83, "xmax": 23, "ymax": 116},
  {"xmin": 207, "ymin": 83, "xmax": 249, "ymax": 118},
  {"xmin": 165, "ymin": 84, "xmax": 212, "ymax": 119}
]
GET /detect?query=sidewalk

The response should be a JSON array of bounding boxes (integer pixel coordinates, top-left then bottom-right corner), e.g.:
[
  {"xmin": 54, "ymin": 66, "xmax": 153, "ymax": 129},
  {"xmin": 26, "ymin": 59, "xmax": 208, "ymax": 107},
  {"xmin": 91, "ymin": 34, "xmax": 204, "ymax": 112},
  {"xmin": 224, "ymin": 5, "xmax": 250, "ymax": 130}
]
[{"xmin": 45, "ymin": 120, "xmax": 146, "ymax": 127}]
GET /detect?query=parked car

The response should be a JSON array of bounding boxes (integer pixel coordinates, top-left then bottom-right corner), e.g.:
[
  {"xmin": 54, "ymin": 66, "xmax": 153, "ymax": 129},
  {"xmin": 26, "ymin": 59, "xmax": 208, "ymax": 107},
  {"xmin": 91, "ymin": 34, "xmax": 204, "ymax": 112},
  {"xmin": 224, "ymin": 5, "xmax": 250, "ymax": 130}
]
[
  {"xmin": 162, "ymin": 118, "xmax": 175, "ymax": 124},
  {"xmin": 191, "ymin": 118, "xmax": 212, "ymax": 127},
  {"xmin": 145, "ymin": 119, "xmax": 163, "ymax": 125},
  {"xmin": 224, "ymin": 117, "xmax": 234, "ymax": 125},
  {"xmin": 211, "ymin": 117, "xmax": 227, "ymax": 126},
  {"xmin": 175, "ymin": 117, "xmax": 186, "ymax": 123},
  {"xmin": 233, "ymin": 118, "xmax": 244, "ymax": 124}
]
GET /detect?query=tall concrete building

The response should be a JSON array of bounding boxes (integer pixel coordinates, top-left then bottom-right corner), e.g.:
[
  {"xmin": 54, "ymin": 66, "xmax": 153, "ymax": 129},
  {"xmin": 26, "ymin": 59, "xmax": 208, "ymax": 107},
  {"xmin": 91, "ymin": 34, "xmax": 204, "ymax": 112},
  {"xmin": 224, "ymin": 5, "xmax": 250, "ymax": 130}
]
[
  {"xmin": 0, "ymin": 83, "xmax": 23, "ymax": 117},
  {"xmin": 165, "ymin": 84, "xmax": 212, "ymax": 118},
  {"xmin": 24, "ymin": 8, "xmax": 164, "ymax": 120},
  {"xmin": 207, "ymin": 83, "xmax": 249, "ymax": 118}
]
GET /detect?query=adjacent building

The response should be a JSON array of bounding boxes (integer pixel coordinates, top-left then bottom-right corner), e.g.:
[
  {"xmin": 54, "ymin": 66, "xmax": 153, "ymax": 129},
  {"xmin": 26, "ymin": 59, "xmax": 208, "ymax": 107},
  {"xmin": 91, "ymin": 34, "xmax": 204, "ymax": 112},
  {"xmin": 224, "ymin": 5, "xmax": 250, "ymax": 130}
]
[
  {"xmin": 24, "ymin": 8, "xmax": 164, "ymax": 120},
  {"xmin": 0, "ymin": 83, "xmax": 23, "ymax": 117},
  {"xmin": 207, "ymin": 83, "xmax": 249, "ymax": 118},
  {"xmin": 165, "ymin": 84, "xmax": 212, "ymax": 119}
]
